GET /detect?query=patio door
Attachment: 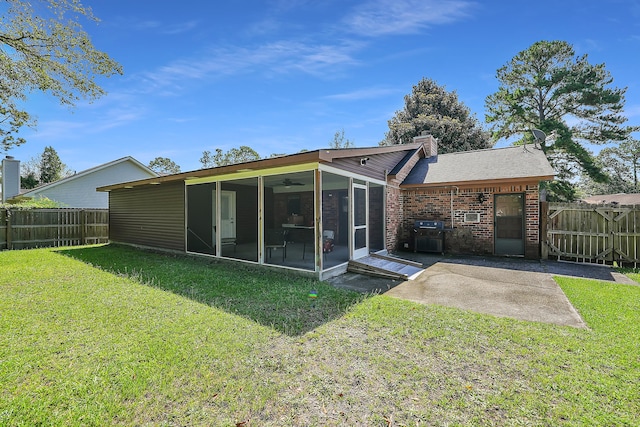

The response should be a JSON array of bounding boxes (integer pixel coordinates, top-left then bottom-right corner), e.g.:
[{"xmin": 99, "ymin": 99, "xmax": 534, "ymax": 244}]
[
  {"xmin": 494, "ymin": 193, "xmax": 524, "ymax": 256},
  {"xmin": 352, "ymin": 183, "xmax": 368, "ymax": 259}
]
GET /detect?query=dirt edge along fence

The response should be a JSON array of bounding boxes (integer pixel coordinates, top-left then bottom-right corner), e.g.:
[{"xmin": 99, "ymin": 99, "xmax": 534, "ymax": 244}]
[
  {"xmin": 0, "ymin": 208, "xmax": 108, "ymax": 250},
  {"xmin": 541, "ymin": 202, "xmax": 640, "ymax": 268}
]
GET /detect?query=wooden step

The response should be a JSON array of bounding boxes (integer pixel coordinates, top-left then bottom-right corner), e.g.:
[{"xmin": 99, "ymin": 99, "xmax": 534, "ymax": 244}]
[{"xmin": 348, "ymin": 255, "xmax": 424, "ymax": 280}]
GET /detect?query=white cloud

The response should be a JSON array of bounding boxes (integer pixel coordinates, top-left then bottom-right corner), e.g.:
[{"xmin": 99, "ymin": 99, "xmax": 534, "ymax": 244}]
[
  {"xmin": 92, "ymin": 107, "xmax": 146, "ymax": 132},
  {"xmin": 26, "ymin": 106, "xmax": 145, "ymax": 141},
  {"xmin": 324, "ymin": 87, "xmax": 398, "ymax": 101},
  {"xmin": 120, "ymin": 18, "xmax": 199, "ymax": 35},
  {"xmin": 132, "ymin": 20, "xmax": 162, "ymax": 30},
  {"xmin": 136, "ymin": 40, "xmax": 362, "ymax": 94},
  {"xmin": 26, "ymin": 120, "xmax": 86, "ymax": 141},
  {"xmin": 344, "ymin": 0, "xmax": 476, "ymax": 37},
  {"xmin": 162, "ymin": 20, "xmax": 199, "ymax": 35}
]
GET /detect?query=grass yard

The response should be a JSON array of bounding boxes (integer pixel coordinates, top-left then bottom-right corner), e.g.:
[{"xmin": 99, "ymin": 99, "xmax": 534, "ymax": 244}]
[{"xmin": 1, "ymin": 245, "xmax": 639, "ymax": 426}]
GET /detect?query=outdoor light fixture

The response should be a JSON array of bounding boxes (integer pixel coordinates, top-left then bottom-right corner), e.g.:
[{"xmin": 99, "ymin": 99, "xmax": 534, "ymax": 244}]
[
  {"xmin": 360, "ymin": 157, "xmax": 369, "ymax": 165},
  {"xmin": 477, "ymin": 193, "xmax": 486, "ymax": 203}
]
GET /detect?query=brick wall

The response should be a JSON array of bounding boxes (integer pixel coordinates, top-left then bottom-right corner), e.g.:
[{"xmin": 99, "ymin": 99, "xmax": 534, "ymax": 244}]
[
  {"xmin": 412, "ymin": 134, "xmax": 438, "ymax": 157},
  {"xmin": 272, "ymin": 192, "xmax": 314, "ymax": 227},
  {"xmin": 523, "ymin": 184, "xmax": 541, "ymax": 258},
  {"xmin": 385, "ymin": 178, "xmax": 403, "ymax": 251},
  {"xmin": 393, "ymin": 183, "xmax": 541, "ymax": 258}
]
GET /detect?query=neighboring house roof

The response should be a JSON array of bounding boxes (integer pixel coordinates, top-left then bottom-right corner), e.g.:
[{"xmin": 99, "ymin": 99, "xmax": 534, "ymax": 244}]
[
  {"xmin": 402, "ymin": 146, "xmax": 555, "ymax": 187},
  {"xmin": 581, "ymin": 193, "xmax": 640, "ymax": 205},
  {"xmin": 19, "ymin": 156, "xmax": 158, "ymax": 208}
]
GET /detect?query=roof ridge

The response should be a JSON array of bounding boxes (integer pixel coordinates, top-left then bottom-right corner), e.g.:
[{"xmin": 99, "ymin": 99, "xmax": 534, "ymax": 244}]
[{"xmin": 438, "ymin": 145, "xmax": 540, "ymax": 156}]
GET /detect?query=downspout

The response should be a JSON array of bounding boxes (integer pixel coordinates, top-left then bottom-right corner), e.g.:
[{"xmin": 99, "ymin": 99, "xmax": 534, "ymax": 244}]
[{"xmin": 450, "ymin": 186, "xmax": 459, "ymax": 228}]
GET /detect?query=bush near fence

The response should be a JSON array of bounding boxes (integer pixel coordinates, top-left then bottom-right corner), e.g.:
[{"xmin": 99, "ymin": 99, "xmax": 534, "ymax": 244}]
[{"xmin": 0, "ymin": 208, "xmax": 108, "ymax": 250}]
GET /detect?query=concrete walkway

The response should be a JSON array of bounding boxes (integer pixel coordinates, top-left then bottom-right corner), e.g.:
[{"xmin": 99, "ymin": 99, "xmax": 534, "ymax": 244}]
[{"xmin": 328, "ymin": 253, "xmax": 637, "ymax": 328}]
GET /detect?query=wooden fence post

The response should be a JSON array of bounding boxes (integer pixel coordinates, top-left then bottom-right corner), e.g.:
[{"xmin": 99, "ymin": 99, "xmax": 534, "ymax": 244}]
[
  {"xmin": 6, "ymin": 209, "xmax": 12, "ymax": 250},
  {"xmin": 540, "ymin": 201, "xmax": 548, "ymax": 259},
  {"xmin": 0, "ymin": 209, "xmax": 5, "ymax": 249},
  {"xmin": 81, "ymin": 209, "xmax": 86, "ymax": 245}
]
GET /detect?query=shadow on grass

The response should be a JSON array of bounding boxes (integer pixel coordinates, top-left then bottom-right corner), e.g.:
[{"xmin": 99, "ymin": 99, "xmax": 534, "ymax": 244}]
[{"xmin": 56, "ymin": 244, "xmax": 370, "ymax": 336}]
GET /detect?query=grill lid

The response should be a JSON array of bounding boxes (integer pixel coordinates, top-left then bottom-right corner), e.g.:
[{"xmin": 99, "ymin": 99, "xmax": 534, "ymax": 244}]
[{"xmin": 414, "ymin": 220, "xmax": 445, "ymax": 229}]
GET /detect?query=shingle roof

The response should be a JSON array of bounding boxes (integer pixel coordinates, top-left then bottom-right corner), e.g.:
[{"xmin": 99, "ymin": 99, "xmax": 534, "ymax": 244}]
[{"xmin": 402, "ymin": 145, "xmax": 555, "ymax": 186}]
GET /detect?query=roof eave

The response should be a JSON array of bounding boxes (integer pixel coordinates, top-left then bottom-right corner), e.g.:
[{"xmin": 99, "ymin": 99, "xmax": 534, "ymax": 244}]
[
  {"xmin": 99, "ymin": 144, "xmax": 424, "ymax": 192},
  {"xmin": 387, "ymin": 145, "xmax": 429, "ymax": 180},
  {"xmin": 319, "ymin": 142, "xmax": 422, "ymax": 162},
  {"xmin": 400, "ymin": 175, "xmax": 555, "ymax": 189},
  {"xmin": 98, "ymin": 151, "xmax": 324, "ymax": 191}
]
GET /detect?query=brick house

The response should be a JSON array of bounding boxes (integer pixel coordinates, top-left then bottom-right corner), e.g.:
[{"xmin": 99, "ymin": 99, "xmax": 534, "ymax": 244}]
[
  {"xmin": 99, "ymin": 136, "xmax": 553, "ymax": 279},
  {"xmin": 392, "ymin": 134, "xmax": 554, "ymax": 259}
]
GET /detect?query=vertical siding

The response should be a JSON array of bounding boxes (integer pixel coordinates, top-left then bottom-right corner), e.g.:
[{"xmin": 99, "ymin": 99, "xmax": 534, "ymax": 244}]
[
  {"xmin": 109, "ymin": 181, "xmax": 185, "ymax": 251},
  {"xmin": 330, "ymin": 151, "xmax": 412, "ymax": 181}
]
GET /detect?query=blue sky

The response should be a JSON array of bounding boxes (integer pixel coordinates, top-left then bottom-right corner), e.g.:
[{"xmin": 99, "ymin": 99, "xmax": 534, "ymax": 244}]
[{"xmin": 7, "ymin": 0, "xmax": 640, "ymax": 173}]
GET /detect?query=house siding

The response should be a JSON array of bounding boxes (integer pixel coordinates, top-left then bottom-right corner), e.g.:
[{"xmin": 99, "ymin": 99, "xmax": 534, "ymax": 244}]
[
  {"xmin": 330, "ymin": 151, "xmax": 414, "ymax": 181},
  {"xmin": 399, "ymin": 183, "xmax": 541, "ymax": 258},
  {"xmin": 25, "ymin": 161, "xmax": 157, "ymax": 208},
  {"xmin": 109, "ymin": 181, "xmax": 185, "ymax": 251}
]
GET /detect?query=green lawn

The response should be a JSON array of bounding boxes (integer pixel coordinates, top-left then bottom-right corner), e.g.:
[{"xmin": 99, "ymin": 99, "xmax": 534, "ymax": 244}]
[{"xmin": 1, "ymin": 245, "xmax": 638, "ymax": 426}]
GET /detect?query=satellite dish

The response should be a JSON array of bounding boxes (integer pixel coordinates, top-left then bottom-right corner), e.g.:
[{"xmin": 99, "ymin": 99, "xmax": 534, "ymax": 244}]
[{"xmin": 531, "ymin": 129, "xmax": 546, "ymax": 148}]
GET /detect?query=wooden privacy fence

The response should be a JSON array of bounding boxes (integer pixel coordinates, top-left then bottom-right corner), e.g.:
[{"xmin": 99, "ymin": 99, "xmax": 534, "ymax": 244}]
[
  {"xmin": 542, "ymin": 202, "xmax": 640, "ymax": 267},
  {"xmin": 0, "ymin": 208, "xmax": 108, "ymax": 250}
]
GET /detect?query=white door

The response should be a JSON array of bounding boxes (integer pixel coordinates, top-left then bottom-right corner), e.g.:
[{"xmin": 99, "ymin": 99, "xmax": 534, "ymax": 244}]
[
  {"xmin": 352, "ymin": 183, "xmax": 368, "ymax": 259},
  {"xmin": 220, "ymin": 190, "xmax": 236, "ymax": 239}
]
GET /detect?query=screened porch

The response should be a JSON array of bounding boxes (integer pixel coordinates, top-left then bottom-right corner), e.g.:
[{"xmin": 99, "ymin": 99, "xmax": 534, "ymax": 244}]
[{"xmin": 185, "ymin": 167, "xmax": 385, "ymax": 278}]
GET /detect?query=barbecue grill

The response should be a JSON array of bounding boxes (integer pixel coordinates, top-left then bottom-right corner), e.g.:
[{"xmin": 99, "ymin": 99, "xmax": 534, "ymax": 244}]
[{"xmin": 413, "ymin": 220, "xmax": 445, "ymax": 254}]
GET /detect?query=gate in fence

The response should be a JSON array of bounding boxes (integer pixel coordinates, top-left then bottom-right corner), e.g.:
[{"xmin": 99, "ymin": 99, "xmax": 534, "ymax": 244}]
[
  {"xmin": 0, "ymin": 208, "xmax": 108, "ymax": 250},
  {"xmin": 542, "ymin": 202, "xmax": 640, "ymax": 267}
]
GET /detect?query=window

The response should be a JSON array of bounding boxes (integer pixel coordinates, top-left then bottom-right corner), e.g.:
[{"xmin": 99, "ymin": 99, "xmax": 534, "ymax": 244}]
[{"xmin": 464, "ymin": 212, "xmax": 480, "ymax": 223}]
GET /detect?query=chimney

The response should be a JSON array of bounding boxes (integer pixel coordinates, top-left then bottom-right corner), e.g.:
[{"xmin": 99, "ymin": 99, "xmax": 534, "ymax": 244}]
[
  {"xmin": 413, "ymin": 132, "xmax": 438, "ymax": 157},
  {"xmin": 2, "ymin": 156, "xmax": 21, "ymax": 202}
]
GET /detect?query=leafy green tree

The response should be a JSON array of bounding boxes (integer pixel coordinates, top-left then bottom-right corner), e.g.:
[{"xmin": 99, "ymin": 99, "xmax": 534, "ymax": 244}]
[
  {"xmin": 148, "ymin": 157, "xmax": 181, "ymax": 175},
  {"xmin": 579, "ymin": 137, "xmax": 640, "ymax": 195},
  {"xmin": 20, "ymin": 172, "xmax": 38, "ymax": 189},
  {"xmin": 1, "ymin": 0, "xmax": 122, "ymax": 151},
  {"xmin": 19, "ymin": 155, "xmax": 41, "ymax": 188},
  {"xmin": 485, "ymin": 40, "xmax": 633, "ymax": 200},
  {"xmin": 200, "ymin": 146, "xmax": 260, "ymax": 168},
  {"xmin": 39, "ymin": 146, "xmax": 67, "ymax": 184},
  {"xmin": 381, "ymin": 77, "xmax": 491, "ymax": 153},
  {"xmin": 329, "ymin": 129, "xmax": 354, "ymax": 149}
]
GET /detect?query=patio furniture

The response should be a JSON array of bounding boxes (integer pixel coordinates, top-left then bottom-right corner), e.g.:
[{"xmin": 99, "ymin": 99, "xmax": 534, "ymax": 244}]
[
  {"xmin": 322, "ymin": 229, "xmax": 334, "ymax": 261},
  {"xmin": 265, "ymin": 229, "xmax": 287, "ymax": 262}
]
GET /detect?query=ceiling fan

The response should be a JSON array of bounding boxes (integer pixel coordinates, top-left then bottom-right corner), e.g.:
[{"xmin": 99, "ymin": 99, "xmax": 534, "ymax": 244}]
[{"xmin": 277, "ymin": 178, "xmax": 305, "ymax": 187}]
